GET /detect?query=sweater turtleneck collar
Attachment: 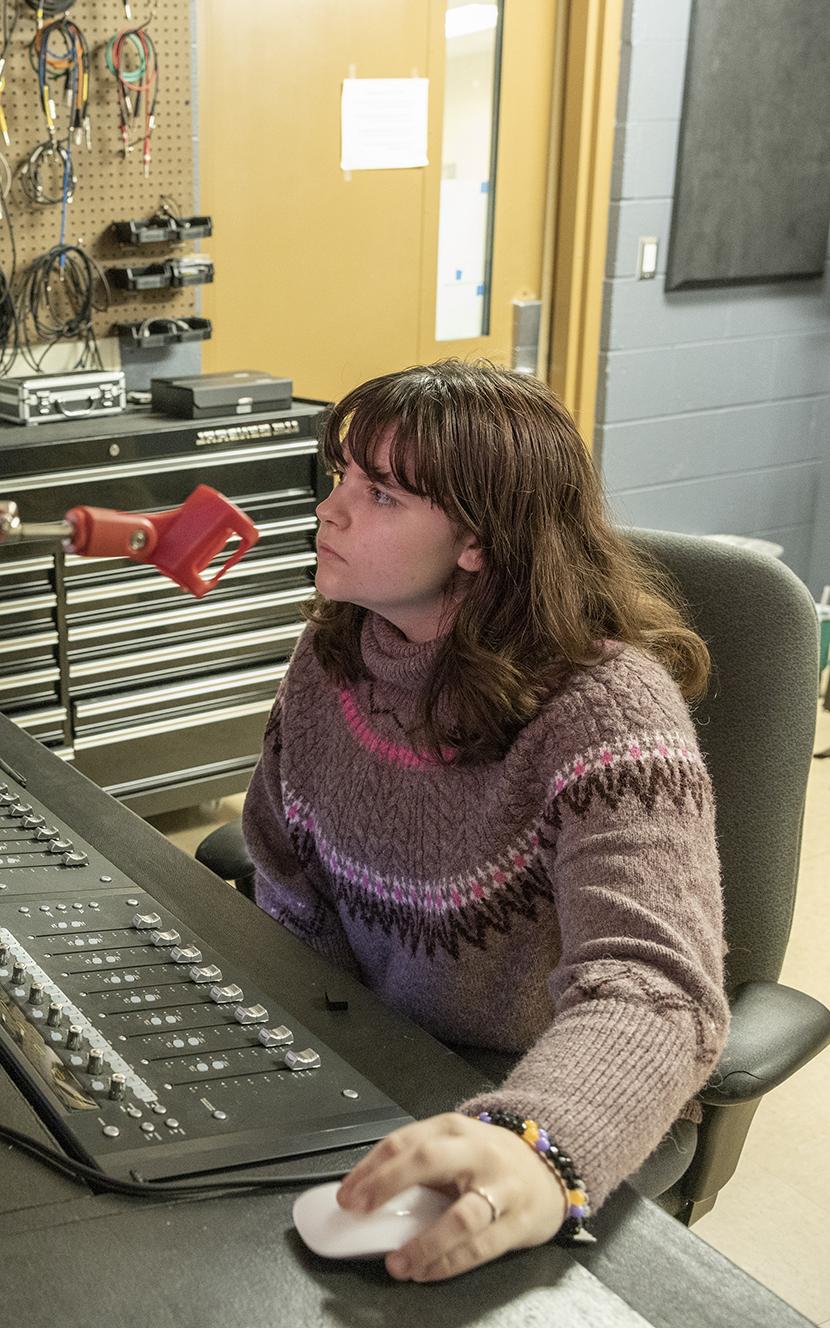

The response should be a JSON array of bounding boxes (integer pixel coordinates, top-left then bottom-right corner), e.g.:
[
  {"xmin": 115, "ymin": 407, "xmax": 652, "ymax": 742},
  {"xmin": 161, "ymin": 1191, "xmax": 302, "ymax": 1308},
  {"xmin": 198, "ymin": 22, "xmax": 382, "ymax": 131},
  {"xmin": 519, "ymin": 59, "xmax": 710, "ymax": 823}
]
[{"xmin": 360, "ymin": 611, "xmax": 447, "ymax": 691}]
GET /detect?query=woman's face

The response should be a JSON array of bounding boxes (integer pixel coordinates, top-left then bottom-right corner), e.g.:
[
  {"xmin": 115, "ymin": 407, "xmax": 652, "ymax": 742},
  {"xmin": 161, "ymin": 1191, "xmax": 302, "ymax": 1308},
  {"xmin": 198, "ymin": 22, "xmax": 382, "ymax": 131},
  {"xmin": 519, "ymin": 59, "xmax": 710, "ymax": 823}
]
[{"xmin": 314, "ymin": 435, "xmax": 481, "ymax": 643}]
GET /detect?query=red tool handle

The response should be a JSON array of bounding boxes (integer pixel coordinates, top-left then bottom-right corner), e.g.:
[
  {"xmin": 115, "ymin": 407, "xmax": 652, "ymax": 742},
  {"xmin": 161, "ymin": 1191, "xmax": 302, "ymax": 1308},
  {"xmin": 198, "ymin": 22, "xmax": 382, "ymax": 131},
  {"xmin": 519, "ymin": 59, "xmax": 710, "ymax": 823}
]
[{"xmin": 65, "ymin": 486, "xmax": 260, "ymax": 598}]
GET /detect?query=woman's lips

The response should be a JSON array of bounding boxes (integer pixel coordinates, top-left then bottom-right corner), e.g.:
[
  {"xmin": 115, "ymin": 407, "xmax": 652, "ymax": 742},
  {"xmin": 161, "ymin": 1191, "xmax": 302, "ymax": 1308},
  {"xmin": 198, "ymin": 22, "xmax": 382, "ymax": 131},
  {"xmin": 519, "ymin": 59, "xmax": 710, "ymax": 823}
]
[{"xmin": 316, "ymin": 542, "xmax": 346, "ymax": 561}]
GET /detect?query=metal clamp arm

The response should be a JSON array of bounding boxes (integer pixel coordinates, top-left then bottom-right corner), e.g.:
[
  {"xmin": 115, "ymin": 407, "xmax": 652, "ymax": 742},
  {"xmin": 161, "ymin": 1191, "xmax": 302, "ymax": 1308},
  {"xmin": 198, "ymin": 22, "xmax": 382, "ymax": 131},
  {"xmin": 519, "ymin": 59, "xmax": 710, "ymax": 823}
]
[{"xmin": 0, "ymin": 486, "xmax": 259, "ymax": 598}]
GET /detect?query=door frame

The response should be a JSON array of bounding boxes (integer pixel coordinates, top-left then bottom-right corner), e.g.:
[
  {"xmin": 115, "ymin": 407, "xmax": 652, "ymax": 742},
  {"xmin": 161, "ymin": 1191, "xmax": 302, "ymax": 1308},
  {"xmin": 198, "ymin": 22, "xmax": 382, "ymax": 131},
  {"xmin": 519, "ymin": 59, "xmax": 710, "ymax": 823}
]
[{"xmin": 546, "ymin": 0, "xmax": 624, "ymax": 450}]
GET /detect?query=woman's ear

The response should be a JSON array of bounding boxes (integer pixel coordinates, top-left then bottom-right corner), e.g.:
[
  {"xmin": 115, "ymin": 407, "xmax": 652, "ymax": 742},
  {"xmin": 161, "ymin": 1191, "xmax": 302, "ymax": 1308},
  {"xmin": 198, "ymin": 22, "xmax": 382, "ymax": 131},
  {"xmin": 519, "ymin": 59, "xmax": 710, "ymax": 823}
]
[{"xmin": 457, "ymin": 538, "xmax": 483, "ymax": 574}]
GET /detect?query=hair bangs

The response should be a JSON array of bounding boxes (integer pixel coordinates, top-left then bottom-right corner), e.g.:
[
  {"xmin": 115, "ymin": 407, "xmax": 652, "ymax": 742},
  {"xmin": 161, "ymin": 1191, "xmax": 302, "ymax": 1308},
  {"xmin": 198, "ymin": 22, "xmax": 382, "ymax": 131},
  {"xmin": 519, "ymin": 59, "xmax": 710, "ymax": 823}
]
[{"xmin": 318, "ymin": 376, "xmax": 457, "ymax": 513}]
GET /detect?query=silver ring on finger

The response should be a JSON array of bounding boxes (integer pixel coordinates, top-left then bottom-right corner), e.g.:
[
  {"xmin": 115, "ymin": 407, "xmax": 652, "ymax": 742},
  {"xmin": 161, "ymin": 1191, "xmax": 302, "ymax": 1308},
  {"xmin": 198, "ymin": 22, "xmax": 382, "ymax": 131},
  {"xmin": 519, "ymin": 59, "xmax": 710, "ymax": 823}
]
[{"xmin": 466, "ymin": 1184, "xmax": 501, "ymax": 1224}]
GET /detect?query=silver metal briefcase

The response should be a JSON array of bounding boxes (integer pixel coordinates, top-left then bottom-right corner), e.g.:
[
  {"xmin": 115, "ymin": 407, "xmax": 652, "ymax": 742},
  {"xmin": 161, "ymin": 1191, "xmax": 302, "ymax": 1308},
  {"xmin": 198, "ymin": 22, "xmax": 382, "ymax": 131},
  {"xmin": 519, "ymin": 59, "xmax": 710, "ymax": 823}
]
[{"xmin": 0, "ymin": 370, "xmax": 126, "ymax": 425}]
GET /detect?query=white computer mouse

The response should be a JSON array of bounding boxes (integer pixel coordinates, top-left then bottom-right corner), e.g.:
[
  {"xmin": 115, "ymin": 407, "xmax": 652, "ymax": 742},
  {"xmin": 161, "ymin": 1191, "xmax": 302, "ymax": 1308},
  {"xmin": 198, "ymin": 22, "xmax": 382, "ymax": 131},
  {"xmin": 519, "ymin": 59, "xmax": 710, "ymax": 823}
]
[{"xmin": 292, "ymin": 1180, "xmax": 454, "ymax": 1259}]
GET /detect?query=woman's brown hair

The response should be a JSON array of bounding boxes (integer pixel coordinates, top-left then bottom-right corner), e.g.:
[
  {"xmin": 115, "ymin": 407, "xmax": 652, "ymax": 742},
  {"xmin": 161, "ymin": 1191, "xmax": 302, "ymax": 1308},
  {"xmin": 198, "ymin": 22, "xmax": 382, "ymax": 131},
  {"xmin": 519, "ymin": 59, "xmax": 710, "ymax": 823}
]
[{"xmin": 305, "ymin": 358, "xmax": 710, "ymax": 765}]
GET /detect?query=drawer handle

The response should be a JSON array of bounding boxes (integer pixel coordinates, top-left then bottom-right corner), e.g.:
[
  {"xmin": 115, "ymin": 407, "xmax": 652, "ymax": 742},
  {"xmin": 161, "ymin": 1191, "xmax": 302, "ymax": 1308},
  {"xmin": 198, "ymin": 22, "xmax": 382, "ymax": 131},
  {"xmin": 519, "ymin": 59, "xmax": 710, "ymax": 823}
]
[{"xmin": 74, "ymin": 698, "xmax": 274, "ymax": 749}]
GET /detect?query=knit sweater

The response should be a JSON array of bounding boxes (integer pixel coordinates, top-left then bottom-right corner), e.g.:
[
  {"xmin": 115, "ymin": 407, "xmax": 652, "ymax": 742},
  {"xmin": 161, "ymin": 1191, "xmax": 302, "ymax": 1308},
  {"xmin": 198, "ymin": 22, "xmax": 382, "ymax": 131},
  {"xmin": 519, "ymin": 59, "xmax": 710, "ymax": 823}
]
[{"xmin": 242, "ymin": 612, "xmax": 730, "ymax": 1213}]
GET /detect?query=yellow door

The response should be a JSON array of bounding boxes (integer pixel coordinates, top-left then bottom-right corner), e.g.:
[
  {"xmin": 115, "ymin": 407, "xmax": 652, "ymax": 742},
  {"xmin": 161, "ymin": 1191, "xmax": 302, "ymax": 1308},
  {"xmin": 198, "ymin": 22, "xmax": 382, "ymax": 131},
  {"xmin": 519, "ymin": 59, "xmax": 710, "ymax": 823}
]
[{"xmin": 197, "ymin": 1, "xmax": 560, "ymax": 401}]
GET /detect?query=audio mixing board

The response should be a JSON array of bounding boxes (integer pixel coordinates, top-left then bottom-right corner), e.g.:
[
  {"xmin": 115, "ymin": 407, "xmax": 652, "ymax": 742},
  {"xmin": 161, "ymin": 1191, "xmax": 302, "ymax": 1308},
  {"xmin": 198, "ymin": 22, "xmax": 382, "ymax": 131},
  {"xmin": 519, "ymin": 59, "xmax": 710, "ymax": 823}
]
[{"xmin": 0, "ymin": 762, "xmax": 412, "ymax": 1184}]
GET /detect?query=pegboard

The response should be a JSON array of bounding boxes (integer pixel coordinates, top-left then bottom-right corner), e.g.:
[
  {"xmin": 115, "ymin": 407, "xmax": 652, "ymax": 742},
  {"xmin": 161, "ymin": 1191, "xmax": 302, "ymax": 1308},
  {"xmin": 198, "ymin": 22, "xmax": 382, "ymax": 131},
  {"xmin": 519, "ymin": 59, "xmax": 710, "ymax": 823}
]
[{"xmin": 0, "ymin": 1, "xmax": 198, "ymax": 345}]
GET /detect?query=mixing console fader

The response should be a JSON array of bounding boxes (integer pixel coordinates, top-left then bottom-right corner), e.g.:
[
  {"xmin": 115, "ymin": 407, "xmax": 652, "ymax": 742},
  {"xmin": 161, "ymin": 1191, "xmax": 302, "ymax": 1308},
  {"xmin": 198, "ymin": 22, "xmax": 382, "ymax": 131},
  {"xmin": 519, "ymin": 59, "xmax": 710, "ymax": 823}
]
[{"xmin": 0, "ymin": 776, "xmax": 412, "ymax": 1182}]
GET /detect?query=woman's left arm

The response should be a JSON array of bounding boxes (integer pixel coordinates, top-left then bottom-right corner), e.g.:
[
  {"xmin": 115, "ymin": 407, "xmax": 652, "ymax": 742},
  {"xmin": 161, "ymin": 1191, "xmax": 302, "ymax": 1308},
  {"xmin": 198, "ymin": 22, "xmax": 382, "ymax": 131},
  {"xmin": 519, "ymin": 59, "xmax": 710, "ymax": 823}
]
[
  {"xmin": 338, "ymin": 731, "xmax": 731, "ymax": 1281},
  {"xmin": 456, "ymin": 734, "xmax": 731, "ymax": 1216}
]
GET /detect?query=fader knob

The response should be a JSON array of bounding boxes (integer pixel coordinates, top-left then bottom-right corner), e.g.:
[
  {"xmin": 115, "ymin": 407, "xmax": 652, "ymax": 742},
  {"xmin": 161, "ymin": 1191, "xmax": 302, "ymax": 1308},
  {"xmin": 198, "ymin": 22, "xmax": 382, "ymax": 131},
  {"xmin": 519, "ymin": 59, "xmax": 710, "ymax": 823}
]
[
  {"xmin": 34, "ymin": 826, "xmax": 59, "ymax": 841},
  {"xmin": 62, "ymin": 852, "xmax": 89, "ymax": 868},
  {"xmin": 132, "ymin": 912, "xmax": 162, "ymax": 930},
  {"xmin": 66, "ymin": 1025, "xmax": 83, "ymax": 1050},
  {"xmin": 87, "ymin": 1049, "xmax": 104, "ymax": 1075},
  {"xmin": 234, "ymin": 1004, "xmax": 268, "ymax": 1024},
  {"xmin": 258, "ymin": 1025, "xmax": 293, "ymax": 1047},
  {"xmin": 109, "ymin": 1073, "xmax": 126, "ymax": 1100},
  {"xmin": 150, "ymin": 929, "xmax": 181, "ymax": 947},
  {"xmin": 46, "ymin": 1002, "xmax": 63, "ymax": 1027},
  {"xmin": 170, "ymin": 945, "xmax": 202, "ymax": 964},
  {"xmin": 190, "ymin": 964, "xmax": 221, "ymax": 984},
  {"xmin": 22, "ymin": 814, "xmax": 45, "ymax": 829},
  {"xmin": 284, "ymin": 1047, "xmax": 321, "ymax": 1071}
]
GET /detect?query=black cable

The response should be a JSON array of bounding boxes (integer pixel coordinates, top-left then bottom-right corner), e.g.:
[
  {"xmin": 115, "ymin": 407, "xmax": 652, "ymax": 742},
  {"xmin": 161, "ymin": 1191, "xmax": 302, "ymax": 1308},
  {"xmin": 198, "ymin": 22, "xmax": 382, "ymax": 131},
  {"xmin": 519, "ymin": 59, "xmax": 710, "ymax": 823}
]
[
  {"xmin": 0, "ymin": 266, "xmax": 15, "ymax": 367},
  {"xmin": 0, "ymin": 1123, "xmax": 352, "ymax": 1198},
  {"xmin": 0, "ymin": 198, "xmax": 17, "ymax": 372},
  {"xmin": 1, "ymin": 1, "xmax": 20, "ymax": 63},
  {"xmin": 19, "ymin": 139, "xmax": 76, "ymax": 205},
  {"xmin": 15, "ymin": 242, "xmax": 109, "ymax": 372},
  {"xmin": 0, "ymin": 159, "xmax": 17, "ymax": 372},
  {"xmin": 22, "ymin": 0, "xmax": 76, "ymax": 16}
]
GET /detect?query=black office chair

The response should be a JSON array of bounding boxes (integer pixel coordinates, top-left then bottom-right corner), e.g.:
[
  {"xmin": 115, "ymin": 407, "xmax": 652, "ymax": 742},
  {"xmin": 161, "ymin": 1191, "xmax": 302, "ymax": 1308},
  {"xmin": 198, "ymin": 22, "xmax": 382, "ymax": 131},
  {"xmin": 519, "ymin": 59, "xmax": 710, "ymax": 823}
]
[{"xmin": 196, "ymin": 529, "xmax": 830, "ymax": 1226}]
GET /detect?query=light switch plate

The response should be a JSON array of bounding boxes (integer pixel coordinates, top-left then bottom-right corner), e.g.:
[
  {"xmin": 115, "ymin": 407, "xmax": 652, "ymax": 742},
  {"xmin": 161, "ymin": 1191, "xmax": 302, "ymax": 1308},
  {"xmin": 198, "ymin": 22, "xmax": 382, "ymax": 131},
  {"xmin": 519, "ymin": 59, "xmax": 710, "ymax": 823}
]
[{"xmin": 637, "ymin": 236, "xmax": 659, "ymax": 279}]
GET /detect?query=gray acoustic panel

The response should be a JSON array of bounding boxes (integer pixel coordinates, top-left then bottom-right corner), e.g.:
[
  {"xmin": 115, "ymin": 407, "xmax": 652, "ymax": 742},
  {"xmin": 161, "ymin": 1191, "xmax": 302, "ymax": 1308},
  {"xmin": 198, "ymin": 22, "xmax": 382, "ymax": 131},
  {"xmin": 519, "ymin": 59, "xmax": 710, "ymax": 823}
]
[{"xmin": 666, "ymin": 0, "xmax": 830, "ymax": 290}]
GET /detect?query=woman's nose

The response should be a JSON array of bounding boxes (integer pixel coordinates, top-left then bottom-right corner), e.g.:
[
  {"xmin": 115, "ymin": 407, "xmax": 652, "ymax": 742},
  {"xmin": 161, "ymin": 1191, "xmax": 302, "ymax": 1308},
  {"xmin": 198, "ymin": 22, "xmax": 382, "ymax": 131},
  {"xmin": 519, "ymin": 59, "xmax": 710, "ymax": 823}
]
[{"xmin": 316, "ymin": 484, "xmax": 344, "ymax": 524}]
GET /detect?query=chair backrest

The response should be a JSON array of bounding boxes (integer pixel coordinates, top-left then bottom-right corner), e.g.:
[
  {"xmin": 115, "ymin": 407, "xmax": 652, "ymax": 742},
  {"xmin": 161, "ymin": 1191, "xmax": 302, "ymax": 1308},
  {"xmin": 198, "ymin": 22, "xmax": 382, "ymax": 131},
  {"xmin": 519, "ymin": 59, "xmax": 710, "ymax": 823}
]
[{"xmin": 627, "ymin": 529, "xmax": 819, "ymax": 994}]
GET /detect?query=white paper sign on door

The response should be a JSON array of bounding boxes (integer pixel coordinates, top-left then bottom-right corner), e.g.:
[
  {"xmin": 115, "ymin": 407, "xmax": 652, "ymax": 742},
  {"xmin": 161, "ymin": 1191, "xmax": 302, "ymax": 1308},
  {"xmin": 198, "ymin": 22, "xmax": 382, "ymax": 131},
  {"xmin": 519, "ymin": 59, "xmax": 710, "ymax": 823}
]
[{"xmin": 340, "ymin": 78, "xmax": 429, "ymax": 171}]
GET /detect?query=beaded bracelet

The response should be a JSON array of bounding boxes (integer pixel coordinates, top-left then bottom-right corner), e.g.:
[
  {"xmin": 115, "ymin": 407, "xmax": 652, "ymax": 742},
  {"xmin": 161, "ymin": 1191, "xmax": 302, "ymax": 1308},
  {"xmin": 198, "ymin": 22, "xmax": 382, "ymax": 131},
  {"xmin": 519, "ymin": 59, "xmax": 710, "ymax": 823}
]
[{"xmin": 468, "ymin": 1108, "xmax": 596, "ymax": 1245}]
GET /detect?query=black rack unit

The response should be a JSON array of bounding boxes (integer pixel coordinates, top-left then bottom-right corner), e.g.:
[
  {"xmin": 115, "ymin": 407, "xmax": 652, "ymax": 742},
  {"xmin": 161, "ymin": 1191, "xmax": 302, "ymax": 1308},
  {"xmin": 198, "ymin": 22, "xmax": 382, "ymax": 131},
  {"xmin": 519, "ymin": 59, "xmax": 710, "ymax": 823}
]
[{"xmin": 0, "ymin": 401, "xmax": 327, "ymax": 816}]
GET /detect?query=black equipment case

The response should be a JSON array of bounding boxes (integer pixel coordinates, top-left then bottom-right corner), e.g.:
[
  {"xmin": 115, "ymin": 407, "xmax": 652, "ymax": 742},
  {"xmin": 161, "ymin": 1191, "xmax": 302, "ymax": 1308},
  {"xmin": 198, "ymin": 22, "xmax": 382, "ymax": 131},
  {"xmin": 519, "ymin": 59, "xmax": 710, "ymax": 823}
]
[{"xmin": 151, "ymin": 371, "xmax": 293, "ymax": 419}]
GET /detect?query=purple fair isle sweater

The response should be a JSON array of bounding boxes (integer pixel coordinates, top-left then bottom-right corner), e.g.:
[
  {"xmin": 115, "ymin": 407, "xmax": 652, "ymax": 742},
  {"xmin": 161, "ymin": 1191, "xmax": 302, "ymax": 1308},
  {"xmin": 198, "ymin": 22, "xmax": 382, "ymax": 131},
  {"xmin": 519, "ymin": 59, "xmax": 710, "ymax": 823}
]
[{"xmin": 242, "ymin": 613, "xmax": 730, "ymax": 1212}]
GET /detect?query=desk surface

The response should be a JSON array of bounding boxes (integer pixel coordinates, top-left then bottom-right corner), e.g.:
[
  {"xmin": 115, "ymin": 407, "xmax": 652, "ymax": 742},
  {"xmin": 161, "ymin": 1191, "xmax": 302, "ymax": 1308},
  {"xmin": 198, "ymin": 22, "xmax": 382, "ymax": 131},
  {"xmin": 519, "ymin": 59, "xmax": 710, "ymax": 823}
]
[{"xmin": 0, "ymin": 716, "xmax": 814, "ymax": 1328}]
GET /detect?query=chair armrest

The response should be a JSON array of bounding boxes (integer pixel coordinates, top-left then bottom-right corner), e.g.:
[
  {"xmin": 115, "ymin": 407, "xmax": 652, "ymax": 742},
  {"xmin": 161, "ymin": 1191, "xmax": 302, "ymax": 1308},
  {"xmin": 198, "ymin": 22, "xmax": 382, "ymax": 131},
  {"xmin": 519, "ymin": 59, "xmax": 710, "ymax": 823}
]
[
  {"xmin": 194, "ymin": 819, "xmax": 253, "ymax": 881},
  {"xmin": 698, "ymin": 979, "xmax": 830, "ymax": 1106}
]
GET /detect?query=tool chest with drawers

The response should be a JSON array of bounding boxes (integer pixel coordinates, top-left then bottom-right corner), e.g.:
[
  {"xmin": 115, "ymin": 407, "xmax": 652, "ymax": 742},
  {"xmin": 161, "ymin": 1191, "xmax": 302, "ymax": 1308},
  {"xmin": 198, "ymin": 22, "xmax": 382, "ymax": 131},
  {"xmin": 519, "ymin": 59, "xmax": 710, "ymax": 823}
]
[{"xmin": 0, "ymin": 402, "xmax": 326, "ymax": 815}]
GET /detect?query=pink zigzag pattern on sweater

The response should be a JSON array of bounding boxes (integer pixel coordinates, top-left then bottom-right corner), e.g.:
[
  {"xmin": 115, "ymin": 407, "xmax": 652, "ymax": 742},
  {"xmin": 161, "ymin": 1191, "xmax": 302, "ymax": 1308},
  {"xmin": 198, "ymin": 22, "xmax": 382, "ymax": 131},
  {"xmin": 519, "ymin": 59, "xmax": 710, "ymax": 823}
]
[
  {"xmin": 283, "ymin": 731, "xmax": 704, "ymax": 919},
  {"xmin": 339, "ymin": 687, "xmax": 456, "ymax": 767}
]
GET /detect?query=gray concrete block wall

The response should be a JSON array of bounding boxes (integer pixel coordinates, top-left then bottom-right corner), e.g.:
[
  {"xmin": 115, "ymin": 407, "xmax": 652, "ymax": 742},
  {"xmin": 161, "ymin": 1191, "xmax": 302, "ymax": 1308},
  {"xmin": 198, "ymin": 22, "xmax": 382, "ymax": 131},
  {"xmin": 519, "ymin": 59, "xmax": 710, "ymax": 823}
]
[{"xmin": 596, "ymin": 0, "xmax": 830, "ymax": 597}]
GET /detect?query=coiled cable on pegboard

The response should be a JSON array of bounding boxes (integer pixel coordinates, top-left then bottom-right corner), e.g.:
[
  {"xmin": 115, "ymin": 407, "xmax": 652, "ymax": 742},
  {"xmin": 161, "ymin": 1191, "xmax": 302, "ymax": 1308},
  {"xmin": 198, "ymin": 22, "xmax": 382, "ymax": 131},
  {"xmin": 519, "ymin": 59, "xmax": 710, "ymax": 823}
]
[
  {"xmin": 19, "ymin": 138, "xmax": 76, "ymax": 205},
  {"xmin": 27, "ymin": 14, "xmax": 90, "ymax": 251},
  {"xmin": 105, "ymin": 19, "xmax": 158, "ymax": 176},
  {"xmin": 15, "ymin": 242, "xmax": 109, "ymax": 371},
  {"xmin": 30, "ymin": 13, "xmax": 90, "ymax": 142}
]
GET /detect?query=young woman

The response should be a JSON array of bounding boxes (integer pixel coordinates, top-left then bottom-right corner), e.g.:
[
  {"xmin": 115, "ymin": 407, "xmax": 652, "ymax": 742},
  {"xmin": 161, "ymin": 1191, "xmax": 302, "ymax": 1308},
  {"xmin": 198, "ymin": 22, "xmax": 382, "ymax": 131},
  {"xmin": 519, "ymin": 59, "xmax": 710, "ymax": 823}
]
[{"xmin": 243, "ymin": 359, "xmax": 730, "ymax": 1283}]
